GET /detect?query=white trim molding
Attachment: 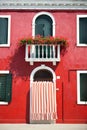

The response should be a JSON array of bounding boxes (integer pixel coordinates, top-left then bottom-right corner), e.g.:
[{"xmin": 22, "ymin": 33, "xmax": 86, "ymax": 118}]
[
  {"xmin": 30, "ymin": 64, "xmax": 56, "ymax": 82},
  {"xmin": 77, "ymin": 15, "xmax": 87, "ymax": 47},
  {"xmin": 0, "ymin": 0, "xmax": 87, "ymax": 10},
  {"xmin": 0, "ymin": 15, "xmax": 11, "ymax": 47},
  {"xmin": 0, "ymin": 102, "xmax": 8, "ymax": 105},
  {"xmin": 0, "ymin": 70, "xmax": 9, "ymax": 74},
  {"xmin": 32, "ymin": 11, "xmax": 55, "ymax": 37},
  {"xmin": 77, "ymin": 70, "xmax": 87, "ymax": 104}
]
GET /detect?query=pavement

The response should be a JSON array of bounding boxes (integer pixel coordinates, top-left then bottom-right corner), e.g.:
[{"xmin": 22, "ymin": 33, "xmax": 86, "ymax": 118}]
[{"xmin": 0, "ymin": 124, "xmax": 87, "ymax": 130}]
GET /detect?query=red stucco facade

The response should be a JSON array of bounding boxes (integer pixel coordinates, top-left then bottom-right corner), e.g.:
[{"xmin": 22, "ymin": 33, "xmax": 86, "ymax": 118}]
[{"xmin": 0, "ymin": 10, "xmax": 87, "ymax": 123}]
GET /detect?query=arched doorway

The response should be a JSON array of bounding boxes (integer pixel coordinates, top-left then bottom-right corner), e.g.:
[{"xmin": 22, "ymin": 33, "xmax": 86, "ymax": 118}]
[{"xmin": 30, "ymin": 65, "xmax": 57, "ymax": 124}]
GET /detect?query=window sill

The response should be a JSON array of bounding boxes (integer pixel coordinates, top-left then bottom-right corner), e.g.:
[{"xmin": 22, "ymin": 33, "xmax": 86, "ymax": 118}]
[
  {"xmin": 0, "ymin": 44, "xmax": 10, "ymax": 47},
  {"xmin": 77, "ymin": 101, "xmax": 87, "ymax": 105},
  {"xmin": 77, "ymin": 44, "xmax": 87, "ymax": 47},
  {"xmin": 0, "ymin": 102, "xmax": 8, "ymax": 105}
]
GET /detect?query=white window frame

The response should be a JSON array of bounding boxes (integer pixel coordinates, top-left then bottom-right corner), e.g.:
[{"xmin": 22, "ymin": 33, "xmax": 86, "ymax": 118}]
[
  {"xmin": 77, "ymin": 70, "xmax": 87, "ymax": 104},
  {"xmin": 0, "ymin": 70, "xmax": 9, "ymax": 105},
  {"xmin": 0, "ymin": 15, "xmax": 11, "ymax": 47},
  {"xmin": 77, "ymin": 15, "xmax": 87, "ymax": 46}
]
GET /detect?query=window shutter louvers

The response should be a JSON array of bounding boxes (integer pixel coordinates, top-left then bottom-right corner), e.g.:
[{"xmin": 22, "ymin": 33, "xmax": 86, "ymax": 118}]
[
  {"xmin": 5, "ymin": 74, "xmax": 12, "ymax": 102},
  {"xmin": 0, "ymin": 75, "xmax": 6, "ymax": 101}
]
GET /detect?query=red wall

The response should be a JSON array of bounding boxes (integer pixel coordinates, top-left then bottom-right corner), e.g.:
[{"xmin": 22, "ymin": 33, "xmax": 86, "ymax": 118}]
[{"xmin": 0, "ymin": 10, "xmax": 87, "ymax": 123}]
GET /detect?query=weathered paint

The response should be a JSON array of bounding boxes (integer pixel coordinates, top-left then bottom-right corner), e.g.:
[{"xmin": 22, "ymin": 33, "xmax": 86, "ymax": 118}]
[{"xmin": 0, "ymin": 10, "xmax": 87, "ymax": 123}]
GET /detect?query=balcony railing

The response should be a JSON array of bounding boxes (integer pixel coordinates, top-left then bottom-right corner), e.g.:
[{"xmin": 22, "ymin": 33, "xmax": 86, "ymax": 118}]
[{"xmin": 25, "ymin": 44, "xmax": 60, "ymax": 65}]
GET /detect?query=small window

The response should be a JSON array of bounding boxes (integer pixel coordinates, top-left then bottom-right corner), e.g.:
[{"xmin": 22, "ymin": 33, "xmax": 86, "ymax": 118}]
[
  {"xmin": 0, "ymin": 15, "xmax": 11, "ymax": 47},
  {"xmin": 0, "ymin": 71, "xmax": 12, "ymax": 105},
  {"xmin": 77, "ymin": 71, "xmax": 87, "ymax": 104},
  {"xmin": 77, "ymin": 15, "xmax": 87, "ymax": 46}
]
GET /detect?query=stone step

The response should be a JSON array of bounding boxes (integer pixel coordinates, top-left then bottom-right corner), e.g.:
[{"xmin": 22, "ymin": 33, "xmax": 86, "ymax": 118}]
[{"xmin": 0, "ymin": 124, "xmax": 87, "ymax": 130}]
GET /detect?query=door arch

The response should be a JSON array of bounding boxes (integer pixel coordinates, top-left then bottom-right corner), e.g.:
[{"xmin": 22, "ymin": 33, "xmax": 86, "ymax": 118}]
[
  {"xmin": 34, "ymin": 69, "xmax": 53, "ymax": 81},
  {"xmin": 30, "ymin": 65, "xmax": 57, "ymax": 124},
  {"xmin": 30, "ymin": 65, "xmax": 56, "ymax": 81}
]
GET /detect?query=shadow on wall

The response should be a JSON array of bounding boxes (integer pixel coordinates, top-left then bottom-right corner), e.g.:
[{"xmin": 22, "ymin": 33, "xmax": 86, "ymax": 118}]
[
  {"xmin": 60, "ymin": 46, "xmax": 68, "ymax": 57},
  {"xmin": 9, "ymin": 45, "xmax": 30, "ymax": 77}
]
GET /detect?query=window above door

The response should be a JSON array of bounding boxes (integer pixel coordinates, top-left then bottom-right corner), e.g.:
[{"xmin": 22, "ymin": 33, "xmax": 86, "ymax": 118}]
[{"xmin": 35, "ymin": 15, "xmax": 52, "ymax": 37}]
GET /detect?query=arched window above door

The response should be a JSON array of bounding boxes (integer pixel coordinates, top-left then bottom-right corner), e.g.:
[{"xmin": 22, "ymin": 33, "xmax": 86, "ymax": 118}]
[
  {"xmin": 32, "ymin": 12, "xmax": 55, "ymax": 37},
  {"xmin": 34, "ymin": 69, "xmax": 53, "ymax": 81},
  {"xmin": 35, "ymin": 15, "xmax": 52, "ymax": 37},
  {"xmin": 30, "ymin": 65, "xmax": 56, "ymax": 81}
]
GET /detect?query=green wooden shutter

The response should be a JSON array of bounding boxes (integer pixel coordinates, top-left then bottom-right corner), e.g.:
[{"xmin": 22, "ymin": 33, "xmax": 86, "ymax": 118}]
[
  {"xmin": 80, "ymin": 74, "xmax": 87, "ymax": 101},
  {"xmin": 0, "ymin": 18, "xmax": 8, "ymax": 44},
  {"xmin": 0, "ymin": 75, "xmax": 6, "ymax": 101},
  {"xmin": 5, "ymin": 74, "xmax": 12, "ymax": 102}
]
